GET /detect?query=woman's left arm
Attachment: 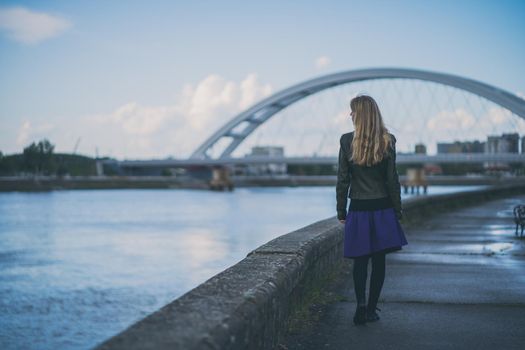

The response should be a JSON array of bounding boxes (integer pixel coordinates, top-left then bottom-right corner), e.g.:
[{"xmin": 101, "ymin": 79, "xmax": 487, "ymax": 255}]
[{"xmin": 336, "ymin": 135, "xmax": 351, "ymax": 221}]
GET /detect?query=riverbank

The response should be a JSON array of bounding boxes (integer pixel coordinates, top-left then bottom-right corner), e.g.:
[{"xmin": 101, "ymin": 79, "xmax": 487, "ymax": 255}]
[
  {"xmin": 0, "ymin": 176, "xmax": 209, "ymax": 191},
  {"xmin": 1, "ymin": 175, "xmax": 524, "ymax": 191}
]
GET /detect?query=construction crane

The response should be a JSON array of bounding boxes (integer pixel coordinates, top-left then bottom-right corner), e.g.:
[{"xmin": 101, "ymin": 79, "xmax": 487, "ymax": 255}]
[{"xmin": 73, "ymin": 137, "xmax": 81, "ymax": 155}]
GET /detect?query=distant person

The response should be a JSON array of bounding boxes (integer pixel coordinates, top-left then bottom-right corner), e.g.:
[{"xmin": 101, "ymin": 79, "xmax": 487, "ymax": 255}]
[{"xmin": 336, "ymin": 94, "xmax": 408, "ymax": 326}]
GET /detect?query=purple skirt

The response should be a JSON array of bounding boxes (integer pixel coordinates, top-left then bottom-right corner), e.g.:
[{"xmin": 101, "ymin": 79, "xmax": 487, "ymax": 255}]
[{"xmin": 344, "ymin": 207, "xmax": 408, "ymax": 258}]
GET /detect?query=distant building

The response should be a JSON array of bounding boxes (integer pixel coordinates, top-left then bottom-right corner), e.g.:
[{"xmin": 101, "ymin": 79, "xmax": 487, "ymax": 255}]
[
  {"xmin": 244, "ymin": 146, "xmax": 287, "ymax": 175},
  {"xmin": 503, "ymin": 133, "xmax": 519, "ymax": 153},
  {"xmin": 437, "ymin": 140, "xmax": 485, "ymax": 154},
  {"xmin": 484, "ymin": 133, "xmax": 520, "ymax": 170},
  {"xmin": 437, "ymin": 142, "xmax": 461, "ymax": 154},
  {"xmin": 414, "ymin": 143, "xmax": 426, "ymax": 154},
  {"xmin": 250, "ymin": 146, "xmax": 284, "ymax": 157},
  {"xmin": 486, "ymin": 133, "xmax": 519, "ymax": 153},
  {"xmin": 522, "ymin": 135, "xmax": 525, "ymax": 154}
]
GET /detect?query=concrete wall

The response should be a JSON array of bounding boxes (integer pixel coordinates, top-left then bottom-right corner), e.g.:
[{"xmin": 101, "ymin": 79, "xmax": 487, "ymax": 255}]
[
  {"xmin": 94, "ymin": 183, "xmax": 525, "ymax": 350},
  {"xmin": 232, "ymin": 175, "xmax": 525, "ymax": 187},
  {"xmin": 399, "ymin": 183, "xmax": 525, "ymax": 226}
]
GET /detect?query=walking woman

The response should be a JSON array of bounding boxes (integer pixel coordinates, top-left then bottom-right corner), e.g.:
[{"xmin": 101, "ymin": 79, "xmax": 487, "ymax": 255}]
[{"xmin": 336, "ymin": 94, "xmax": 408, "ymax": 326}]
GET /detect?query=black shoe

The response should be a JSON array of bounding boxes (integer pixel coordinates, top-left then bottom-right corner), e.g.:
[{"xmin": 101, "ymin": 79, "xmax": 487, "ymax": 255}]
[
  {"xmin": 366, "ymin": 306, "xmax": 381, "ymax": 322},
  {"xmin": 353, "ymin": 305, "xmax": 367, "ymax": 325}
]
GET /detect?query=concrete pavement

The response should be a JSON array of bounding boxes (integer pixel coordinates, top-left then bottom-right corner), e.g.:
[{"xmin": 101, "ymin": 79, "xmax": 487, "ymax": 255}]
[{"xmin": 279, "ymin": 195, "xmax": 525, "ymax": 349}]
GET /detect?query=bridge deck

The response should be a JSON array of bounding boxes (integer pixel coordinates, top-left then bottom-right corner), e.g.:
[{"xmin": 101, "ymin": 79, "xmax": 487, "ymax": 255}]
[{"xmin": 280, "ymin": 195, "xmax": 525, "ymax": 349}]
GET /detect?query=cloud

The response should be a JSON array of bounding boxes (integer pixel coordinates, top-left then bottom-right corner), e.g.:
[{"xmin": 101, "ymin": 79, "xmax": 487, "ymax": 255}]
[
  {"xmin": 79, "ymin": 73, "xmax": 273, "ymax": 159},
  {"xmin": 98, "ymin": 103, "xmax": 176, "ymax": 135},
  {"xmin": 426, "ymin": 108, "xmax": 475, "ymax": 131},
  {"xmin": 0, "ymin": 7, "xmax": 71, "ymax": 44},
  {"xmin": 16, "ymin": 121, "xmax": 31, "ymax": 146},
  {"xmin": 181, "ymin": 73, "xmax": 273, "ymax": 130},
  {"xmin": 315, "ymin": 56, "xmax": 331, "ymax": 69},
  {"xmin": 239, "ymin": 73, "xmax": 273, "ymax": 110},
  {"xmin": 487, "ymin": 107, "xmax": 511, "ymax": 125},
  {"xmin": 517, "ymin": 91, "xmax": 525, "ymax": 100},
  {"xmin": 15, "ymin": 120, "xmax": 55, "ymax": 147}
]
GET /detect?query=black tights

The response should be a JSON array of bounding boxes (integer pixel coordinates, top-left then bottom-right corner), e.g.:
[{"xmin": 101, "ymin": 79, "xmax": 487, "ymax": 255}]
[{"xmin": 352, "ymin": 251, "xmax": 386, "ymax": 309}]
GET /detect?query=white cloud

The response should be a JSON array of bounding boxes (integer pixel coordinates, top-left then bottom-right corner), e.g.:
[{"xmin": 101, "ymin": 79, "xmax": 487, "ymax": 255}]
[
  {"xmin": 181, "ymin": 73, "xmax": 273, "ymax": 130},
  {"xmin": 487, "ymin": 107, "xmax": 511, "ymax": 125},
  {"xmin": 183, "ymin": 74, "xmax": 238, "ymax": 130},
  {"xmin": 517, "ymin": 91, "xmax": 525, "ymax": 100},
  {"xmin": 16, "ymin": 121, "xmax": 31, "ymax": 146},
  {"xmin": 315, "ymin": 56, "xmax": 331, "ymax": 69},
  {"xmin": 239, "ymin": 73, "xmax": 273, "ymax": 109},
  {"xmin": 426, "ymin": 108, "xmax": 475, "ymax": 131},
  {"xmin": 15, "ymin": 120, "xmax": 55, "ymax": 147},
  {"xmin": 0, "ymin": 7, "xmax": 71, "ymax": 44},
  {"xmin": 108, "ymin": 103, "xmax": 175, "ymax": 135},
  {"xmin": 79, "ymin": 73, "xmax": 273, "ymax": 159}
]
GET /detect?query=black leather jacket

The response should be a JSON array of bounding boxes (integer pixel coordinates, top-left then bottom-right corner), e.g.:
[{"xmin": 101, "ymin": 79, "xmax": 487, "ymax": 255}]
[{"xmin": 336, "ymin": 131, "xmax": 402, "ymax": 220}]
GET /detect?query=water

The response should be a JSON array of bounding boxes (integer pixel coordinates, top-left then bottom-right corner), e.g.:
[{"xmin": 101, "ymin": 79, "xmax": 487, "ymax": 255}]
[{"xmin": 0, "ymin": 185, "xmax": 486, "ymax": 349}]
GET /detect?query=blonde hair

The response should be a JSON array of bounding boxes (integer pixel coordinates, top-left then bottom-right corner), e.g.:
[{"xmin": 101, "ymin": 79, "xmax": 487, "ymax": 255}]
[{"xmin": 349, "ymin": 94, "xmax": 392, "ymax": 166}]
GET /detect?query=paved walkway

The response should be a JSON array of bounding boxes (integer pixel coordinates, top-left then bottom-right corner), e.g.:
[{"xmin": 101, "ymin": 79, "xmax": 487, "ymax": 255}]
[{"xmin": 280, "ymin": 195, "xmax": 525, "ymax": 350}]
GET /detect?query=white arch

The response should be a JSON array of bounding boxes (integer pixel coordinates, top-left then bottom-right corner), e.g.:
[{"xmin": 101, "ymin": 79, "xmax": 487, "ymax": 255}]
[{"xmin": 191, "ymin": 67, "xmax": 525, "ymax": 159}]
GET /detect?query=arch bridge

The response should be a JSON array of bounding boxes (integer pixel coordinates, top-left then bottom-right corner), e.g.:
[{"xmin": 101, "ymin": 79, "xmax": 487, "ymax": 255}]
[{"xmin": 190, "ymin": 67, "xmax": 525, "ymax": 160}]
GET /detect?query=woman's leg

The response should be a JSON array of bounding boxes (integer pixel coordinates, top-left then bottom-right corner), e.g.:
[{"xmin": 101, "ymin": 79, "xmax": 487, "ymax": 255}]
[
  {"xmin": 368, "ymin": 251, "xmax": 386, "ymax": 310},
  {"xmin": 352, "ymin": 255, "xmax": 369, "ymax": 306}
]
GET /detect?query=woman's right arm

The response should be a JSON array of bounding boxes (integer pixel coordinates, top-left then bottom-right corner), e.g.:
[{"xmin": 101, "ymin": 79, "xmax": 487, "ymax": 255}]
[{"xmin": 386, "ymin": 135, "xmax": 403, "ymax": 220}]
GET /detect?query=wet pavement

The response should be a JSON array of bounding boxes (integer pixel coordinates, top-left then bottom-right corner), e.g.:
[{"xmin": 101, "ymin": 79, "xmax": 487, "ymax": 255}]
[{"xmin": 280, "ymin": 195, "xmax": 525, "ymax": 349}]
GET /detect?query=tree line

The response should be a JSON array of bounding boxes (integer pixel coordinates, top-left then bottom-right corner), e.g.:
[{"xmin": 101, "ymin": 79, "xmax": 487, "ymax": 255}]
[{"xmin": 0, "ymin": 139, "xmax": 98, "ymax": 176}]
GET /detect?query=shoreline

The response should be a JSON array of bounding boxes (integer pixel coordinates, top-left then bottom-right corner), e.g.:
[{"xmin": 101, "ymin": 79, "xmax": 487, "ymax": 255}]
[{"xmin": 1, "ymin": 175, "xmax": 524, "ymax": 192}]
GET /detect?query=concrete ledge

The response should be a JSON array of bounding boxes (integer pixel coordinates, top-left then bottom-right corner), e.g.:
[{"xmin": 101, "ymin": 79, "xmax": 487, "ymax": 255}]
[
  {"xmin": 231, "ymin": 175, "xmax": 525, "ymax": 187},
  {"xmin": 401, "ymin": 183, "xmax": 525, "ymax": 225},
  {"xmin": 94, "ymin": 182, "xmax": 525, "ymax": 350}
]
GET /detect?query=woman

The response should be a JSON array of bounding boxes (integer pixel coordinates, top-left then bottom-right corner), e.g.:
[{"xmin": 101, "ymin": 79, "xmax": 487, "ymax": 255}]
[{"xmin": 336, "ymin": 94, "xmax": 408, "ymax": 326}]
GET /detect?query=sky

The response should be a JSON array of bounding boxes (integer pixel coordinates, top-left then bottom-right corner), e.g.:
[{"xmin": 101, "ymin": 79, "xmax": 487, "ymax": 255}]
[{"xmin": 0, "ymin": 0, "xmax": 524, "ymax": 159}]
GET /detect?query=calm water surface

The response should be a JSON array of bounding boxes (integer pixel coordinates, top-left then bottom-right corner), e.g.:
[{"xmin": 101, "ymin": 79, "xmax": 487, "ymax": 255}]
[{"xmin": 0, "ymin": 185, "xmax": 486, "ymax": 349}]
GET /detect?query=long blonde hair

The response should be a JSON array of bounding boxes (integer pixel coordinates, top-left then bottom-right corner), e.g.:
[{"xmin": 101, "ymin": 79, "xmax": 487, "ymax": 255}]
[{"xmin": 350, "ymin": 94, "xmax": 392, "ymax": 166}]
